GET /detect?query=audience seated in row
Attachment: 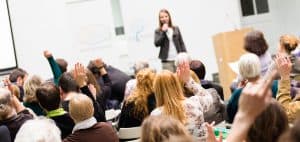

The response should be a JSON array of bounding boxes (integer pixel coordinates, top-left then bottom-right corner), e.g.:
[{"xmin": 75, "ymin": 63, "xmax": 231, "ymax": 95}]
[
  {"xmin": 151, "ymin": 61, "xmax": 213, "ymax": 141},
  {"xmin": 124, "ymin": 60, "xmax": 150, "ymax": 100},
  {"xmin": 23, "ymin": 75, "xmax": 45, "ymax": 116},
  {"xmin": 63, "ymin": 93, "xmax": 118, "ymax": 142},
  {"xmin": 141, "ymin": 115, "xmax": 193, "ymax": 142},
  {"xmin": 88, "ymin": 58, "xmax": 131, "ymax": 109},
  {"xmin": 119, "ymin": 68, "xmax": 156, "ymax": 128},
  {"xmin": 0, "ymin": 88, "xmax": 33, "ymax": 141},
  {"xmin": 15, "ymin": 117, "xmax": 61, "ymax": 142},
  {"xmin": 227, "ymin": 53, "xmax": 278, "ymax": 123},
  {"xmin": 36, "ymin": 82, "xmax": 74, "ymax": 139},
  {"xmin": 230, "ymin": 30, "xmax": 273, "ymax": 93}
]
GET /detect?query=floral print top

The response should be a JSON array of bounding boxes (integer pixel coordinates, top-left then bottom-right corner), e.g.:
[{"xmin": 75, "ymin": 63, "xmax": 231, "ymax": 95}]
[{"xmin": 151, "ymin": 78, "xmax": 213, "ymax": 141}]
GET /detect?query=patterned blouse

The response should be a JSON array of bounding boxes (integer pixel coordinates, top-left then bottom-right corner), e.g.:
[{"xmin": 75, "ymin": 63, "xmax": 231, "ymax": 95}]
[{"xmin": 151, "ymin": 79, "xmax": 213, "ymax": 141}]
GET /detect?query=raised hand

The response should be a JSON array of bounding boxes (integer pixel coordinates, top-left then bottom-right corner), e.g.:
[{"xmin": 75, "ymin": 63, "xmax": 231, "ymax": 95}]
[
  {"xmin": 43, "ymin": 50, "xmax": 52, "ymax": 58},
  {"xmin": 226, "ymin": 71, "xmax": 276, "ymax": 142},
  {"xmin": 176, "ymin": 61, "xmax": 190, "ymax": 83},
  {"xmin": 275, "ymin": 54, "xmax": 292, "ymax": 80},
  {"xmin": 93, "ymin": 58, "xmax": 104, "ymax": 68},
  {"xmin": 205, "ymin": 122, "xmax": 223, "ymax": 142},
  {"xmin": 73, "ymin": 63, "xmax": 87, "ymax": 87},
  {"xmin": 238, "ymin": 71, "xmax": 275, "ymax": 122}
]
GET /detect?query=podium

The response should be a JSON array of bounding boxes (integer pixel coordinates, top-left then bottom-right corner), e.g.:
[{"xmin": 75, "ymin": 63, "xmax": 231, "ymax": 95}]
[{"xmin": 212, "ymin": 28, "xmax": 253, "ymax": 100}]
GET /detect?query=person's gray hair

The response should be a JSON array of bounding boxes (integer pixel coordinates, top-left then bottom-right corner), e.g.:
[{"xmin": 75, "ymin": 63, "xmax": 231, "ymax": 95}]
[
  {"xmin": 175, "ymin": 52, "xmax": 191, "ymax": 67},
  {"xmin": 0, "ymin": 88, "xmax": 14, "ymax": 120},
  {"xmin": 15, "ymin": 117, "xmax": 61, "ymax": 142},
  {"xmin": 238, "ymin": 53, "xmax": 261, "ymax": 79},
  {"xmin": 133, "ymin": 60, "xmax": 149, "ymax": 75}
]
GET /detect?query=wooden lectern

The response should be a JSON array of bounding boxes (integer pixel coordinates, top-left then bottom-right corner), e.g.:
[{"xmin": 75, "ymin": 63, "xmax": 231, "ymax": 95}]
[{"xmin": 212, "ymin": 28, "xmax": 253, "ymax": 100}]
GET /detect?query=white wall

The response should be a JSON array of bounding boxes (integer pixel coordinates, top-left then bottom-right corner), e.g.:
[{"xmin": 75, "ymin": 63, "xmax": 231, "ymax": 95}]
[
  {"xmin": 120, "ymin": 0, "xmax": 241, "ymax": 79},
  {"xmin": 8, "ymin": 0, "xmax": 72, "ymax": 78}
]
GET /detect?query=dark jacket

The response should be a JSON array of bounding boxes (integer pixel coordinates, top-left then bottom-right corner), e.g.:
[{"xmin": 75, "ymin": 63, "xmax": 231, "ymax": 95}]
[
  {"xmin": 154, "ymin": 26, "xmax": 187, "ymax": 60},
  {"xmin": 98, "ymin": 65, "xmax": 130, "ymax": 106},
  {"xmin": 63, "ymin": 122, "xmax": 118, "ymax": 142},
  {"xmin": 50, "ymin": 113, "xmax": 75, "ymax": 139},
  {"xmin": 0, "ymin": 125, "xmax": 11, "ymax": 142},
  {"xmin": 118, "ymin": 93, "xmax": 156, "ymax": 128},
  {"xmin": 0, "ymin": 109, "xmax": 33, "ymax": 141}
]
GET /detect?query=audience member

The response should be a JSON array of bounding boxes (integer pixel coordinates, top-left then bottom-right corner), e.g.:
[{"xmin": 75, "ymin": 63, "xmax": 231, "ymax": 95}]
[
  {"xmin": 8, "ymin": 68, "xmax": 28, "ymax": 101},
  {"xmin": 119, "ymin": 68, "xmax": 156, "ymax": 128},
  {"xmin": 58, "ymin": 72, "xmax": 79, "ymax": 111},
  {"xmin": 0, "ymin": 88, "xmax": 33, "ymax": 141},
  {"xmin": 64, "ymin": 94, "xmax": 118, "ymax": 142},
  {"xmin": 221, "ymin": 70, "xmax": 275, "ymax": 142},
  {"xmin": 72, "ymin": 62, "xmax": 109, "ymax": 122},
  {"xmin": 176, "ymin": 54, "xmax": 225, "ymax": 124},
  {"xmin": 151, "ymin": 61, "xmax": 213, "ymax": 141},
  {"xmin": 227, "ymin": 53, "xmax": 278, "ymax": 123},
  {"xmin": 23, "ymin": 75, "xmax": 45, "ymax": 116},
  {"xmin": 190, "ymin": 60, "xmax": 224, "ymax": 100},
  {"xmin": 276, "ymin": 54, "xmax": 300, "ymax": 122},
  {"xmin": 124, "ymin": 60, "xmax": 149, "ymax": 100},
  {"xmin": 246, "ymin": 99, "xmax": 288, "ymax": 142},
  {"xmin": 141, "ymin": 115, "xmax": 193, "ymax": 142},
  {"xmin": 15, "ymin": 117, "xmax": 61, "ymax": 142},
  {"xmin": 243, "ymin": 30, "xmax": 272, "ymax": 76},
  {"xmin": 36, "ymin": 82, "xmax": 75, "ymax": 138},
  {"xmin": 88, "ymin": 58, "xmax": 131, "ymax": 109},
  {"xmin": 267, "ymin": 34, "xmax": 300, "ymax": 98},
  {"xmin": 230, "ymin": 30, "xmax": 272, "ymax": 92},
  {"xmin": 43, "ymin": 50, "xmax": 68, "ymax": 85}
]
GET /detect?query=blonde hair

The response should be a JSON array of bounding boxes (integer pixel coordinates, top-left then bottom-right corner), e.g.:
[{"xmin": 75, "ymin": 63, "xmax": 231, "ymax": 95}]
[
  {"xmin": 126, "ymin": 68, "xmax": 155, "ymax": 119},
  {"xmin": 238, "ymin": 53, "xmax": 261, "ymax": 80},
  {"xmin": 69, "ymin": 93, "xmax": 94, "ymax": 123},
  {"xmin": 280, "ymin": 34, "xmax": 299, "ymax": 54},
  {"xmin": 141, "ymin": 115, "xmax": 193, "ymax": 142},
  {"xmin": 153, "ymin": 70, "xmax": 186, "ymax": 124},
  {"xmin": 23, "ymin": 75, "xmax": 43, "ymax": 103}
]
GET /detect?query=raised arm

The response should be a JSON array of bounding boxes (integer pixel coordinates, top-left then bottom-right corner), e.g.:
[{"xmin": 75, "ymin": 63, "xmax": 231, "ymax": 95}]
[
  {"xmin": 177, "ymin": 61, "xmax": 213, "ymax": 112},
  {"xmin": 43, "ymin": 50, "xmax": 62, "ymax": 85},
  {"xmin": 227, "ymin": 68, "xmax": 275, "ymax": 142},
  {"xmin": 73, "ymin": 63, "xmax": 106, "ymax": 122},
  {"xmin": 275, "ymin": 54, "xmax": 299, "ymax": 122}
]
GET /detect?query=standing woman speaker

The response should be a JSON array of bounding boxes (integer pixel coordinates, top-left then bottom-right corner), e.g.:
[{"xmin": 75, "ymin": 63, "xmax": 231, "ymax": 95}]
[{"xmin": 154, "ymin": 9, "xmax": 187, "ymax": 72}]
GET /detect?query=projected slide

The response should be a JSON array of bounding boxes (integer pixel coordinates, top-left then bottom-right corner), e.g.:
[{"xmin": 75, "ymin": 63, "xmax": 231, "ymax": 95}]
[{"xmin": 0, "ymin": 0, "xmax": 17, "ymax": 71}]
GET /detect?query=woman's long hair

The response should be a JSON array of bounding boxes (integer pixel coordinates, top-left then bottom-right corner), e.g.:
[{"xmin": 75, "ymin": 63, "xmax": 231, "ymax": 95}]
[
  {"xmin": 126, "ymin": 68, "xmax": 155, "ymax": 119},
  {"xmin": 153, "ymin": 70, "xmax": 186, "ymax": 124},
  {"xmin": 141, "ymin": 115, "xmax": 193, "ymax": 142}
]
